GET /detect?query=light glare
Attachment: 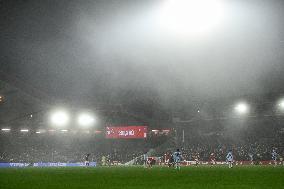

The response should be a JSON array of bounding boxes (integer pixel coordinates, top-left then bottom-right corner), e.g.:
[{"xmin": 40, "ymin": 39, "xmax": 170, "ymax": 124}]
[
  {"xmin": 36, "ymin": 129, "xmax": 45, "ymax": 134},
  {"xmin": 157, "ymin": 0, "xmax": 225, "ymax": 36},
  {"xmin": 50, "ymin": 110, "xmax": 70, "ymax": 127},
  {"xmin": 235, "ymin": 102, "xmax": 249, "ymax": 115},
  {"xmin": 78, "ymin": 113, "xmax": 95, "ymax": 127},
  {"xmin": 1, "ymin": 128, "xmax": 10, "ymax": 131},
  {"xmin": 278, "ymin": 99, "xmax": 284, "ymax": 110}
]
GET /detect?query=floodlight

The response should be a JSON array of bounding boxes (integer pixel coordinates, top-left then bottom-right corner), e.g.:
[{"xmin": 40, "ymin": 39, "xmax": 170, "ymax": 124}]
[
  {"xmin": 157, "ymin": 0, "xmax": 225, "ymax": 36},
  {"xmin": 77, "ymin": 113, "xmax": 95, "ymax": 127},
  {"xmin": 234, "ymin": 102, "xmax": 249, "ymax": 115},
  {"xmin": 1, "ymin": 128, "xmax": 10, "ymax": 132},
  {"xmin": 278, "ymin": 99, "xmax": 284, "ymax": 110},
  {"xmin": 36, "ymin": 129, "xmax": 46, "ymax": 134},
  {"xmin": 50, "ymin": 110, "xmax": 70, "ymax": 127},
  {"xmin": 20, "ymin": 129, "xmax": 29, "ymax": 132}
]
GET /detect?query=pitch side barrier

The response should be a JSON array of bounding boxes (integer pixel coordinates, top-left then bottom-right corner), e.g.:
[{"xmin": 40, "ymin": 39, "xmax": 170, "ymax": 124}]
[
  {"xmin": 0, "ymin": 162, "xmax": 96, "ymax": 168},
  {"xmin": 144, "ymin": 157, "xmax": 283, "ymax": 166},
  {"xmin": 180, "ymin": 161, "xmax": 283, "ymax": 166}
]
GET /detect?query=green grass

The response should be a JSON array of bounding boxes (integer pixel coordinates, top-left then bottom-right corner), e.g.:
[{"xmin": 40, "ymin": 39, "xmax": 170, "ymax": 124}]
[{"xmin": 0, "ymin": 166, "xmax": 284, "ymax": 189}]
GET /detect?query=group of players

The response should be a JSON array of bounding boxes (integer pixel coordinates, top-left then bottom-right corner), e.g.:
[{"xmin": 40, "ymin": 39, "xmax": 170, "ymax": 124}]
[
  {"xmin": 145, "ymin": 149, "xmax": 183, "ymax": 169},
  {"xmin": 160, "ymin": 149, "xmax": 234, "ymax": 169},
  {"xmin": 145, "ymin": 148, "xmax": 280, "ymax": 169},
  {"xmin": 84, "ymin": 148, "xmax": 280, "ymax": 168}
]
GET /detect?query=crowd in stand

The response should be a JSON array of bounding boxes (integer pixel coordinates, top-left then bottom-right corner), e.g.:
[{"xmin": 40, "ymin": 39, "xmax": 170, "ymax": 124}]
[
  {"xmin": 0, "ymin": 133, "xmax": 147, "ymax": 163},
  {"xmin": 0, "ymin": 131, "xmax": 283, "ymax": 164}
]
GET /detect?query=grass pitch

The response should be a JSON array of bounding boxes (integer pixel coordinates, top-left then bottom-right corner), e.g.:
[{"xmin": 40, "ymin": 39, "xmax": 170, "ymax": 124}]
[{"xmin": 0, "ymin": 166, "xmax": 284, "ymax": 189}]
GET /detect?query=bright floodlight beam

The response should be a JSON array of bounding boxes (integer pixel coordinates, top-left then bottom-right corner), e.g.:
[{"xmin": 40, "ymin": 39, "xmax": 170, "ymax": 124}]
[
  {"xmin": 278, "ymin": 99, "xmax": 284, "ymax": 110},
  {"xmin": 1, "ymin": 128, "xmax": 10, "ymax": 131},
  {"xmin": 234, "ymin": 102, "xmax": 249, "ymax": 115},
  {"xmin": 158, "ymin": 0, "xmax": 225, "ymax": 36},
  {"xmin": 36, "ymin": 129, "xmax": 46, "ymax": 134},
  {"xmin": 50, "ymin": 110, "xmax": 70, "ymax": 127},
  {"xmin": 78, "ymin": 113, "xmax": 95, "ymax": 127}
]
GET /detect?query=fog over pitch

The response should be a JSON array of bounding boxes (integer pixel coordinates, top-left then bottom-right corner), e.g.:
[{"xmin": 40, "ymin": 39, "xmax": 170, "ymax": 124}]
[{"xmin": 1, "ymin": 0, "xmax": 284, "ymax": 106}]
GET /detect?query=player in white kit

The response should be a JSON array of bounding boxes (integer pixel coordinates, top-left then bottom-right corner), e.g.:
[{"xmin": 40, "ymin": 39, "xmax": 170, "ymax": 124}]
[
  {"xmin": 173, "ymin": 149, "xmax": 182, "ymax": 170},
  {"xmin": 272, "ymin": 149, "xmax": 278, "ymax": 166},
  {"xmin": 226, "ymin": 150, "xmax": 233, "ymax": 168}
]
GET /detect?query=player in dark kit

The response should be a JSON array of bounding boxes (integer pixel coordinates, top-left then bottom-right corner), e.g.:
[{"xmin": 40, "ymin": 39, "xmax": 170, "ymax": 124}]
[
  {"xmin": 147, "ymin": 157, "xmax": 156, "ymax": 168},
  {"xmin": 209, "ymin": 152, "xmax": 216, "ymax": 166},
  {"xmin": 194, "ymin": 152, "xmax": 200, "ymax": 166},
  {"xmin": 168, "ymin": 153, "xmax": 174, "ymax": 167},
  {"xmin": 85, "ymin": 154, "xmax": 90, "ymax": 166}
]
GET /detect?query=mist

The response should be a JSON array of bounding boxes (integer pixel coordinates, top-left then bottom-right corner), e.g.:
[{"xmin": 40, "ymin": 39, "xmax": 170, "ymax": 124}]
[
  {"xmin": 1, "ymin": 0, "xmax": 284, "ymax": 106},
  {"xmin": 1, "ymin": 1, "xmax": 284, "ymax": 176}
]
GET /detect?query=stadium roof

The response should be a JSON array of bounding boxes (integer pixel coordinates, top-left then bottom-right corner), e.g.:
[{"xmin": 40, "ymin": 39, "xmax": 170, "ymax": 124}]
[{"xmin": 0, "ymin": 77, "xmax": 46, "ymax": 128}]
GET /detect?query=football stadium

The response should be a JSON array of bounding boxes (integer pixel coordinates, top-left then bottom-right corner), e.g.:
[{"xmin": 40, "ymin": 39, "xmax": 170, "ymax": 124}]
[{"xmin": 1, "ymin": 0, "xmax": 284, "ymax": 188}]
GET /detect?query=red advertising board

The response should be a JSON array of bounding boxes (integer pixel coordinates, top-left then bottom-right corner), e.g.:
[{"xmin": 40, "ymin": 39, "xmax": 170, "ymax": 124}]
[{"xmin": 106, "ymin": 126, "xmax": 147, "ymax": 139}]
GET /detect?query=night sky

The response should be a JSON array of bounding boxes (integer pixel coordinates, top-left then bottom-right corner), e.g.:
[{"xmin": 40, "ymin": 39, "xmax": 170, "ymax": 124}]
[{"xmin": 1, "ymin": 0, "xmax": 284, "ymax": 107}]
